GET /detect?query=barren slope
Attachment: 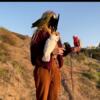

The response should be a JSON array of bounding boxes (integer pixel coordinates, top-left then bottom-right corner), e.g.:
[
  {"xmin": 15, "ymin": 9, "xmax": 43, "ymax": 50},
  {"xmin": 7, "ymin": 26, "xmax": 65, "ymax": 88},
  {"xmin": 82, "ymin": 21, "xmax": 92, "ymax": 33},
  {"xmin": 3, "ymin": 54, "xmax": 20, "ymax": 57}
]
[{"xmin": 0, "ymin": 27, "xmax": 100, "ymax": 100}]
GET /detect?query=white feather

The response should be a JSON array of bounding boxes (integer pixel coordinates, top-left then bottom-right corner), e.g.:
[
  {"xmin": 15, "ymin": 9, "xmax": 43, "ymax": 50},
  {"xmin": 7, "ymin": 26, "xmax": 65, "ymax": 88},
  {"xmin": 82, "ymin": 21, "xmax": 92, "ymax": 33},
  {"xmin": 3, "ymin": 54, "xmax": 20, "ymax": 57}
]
[{"xmin": 42, "ymin": 34, "xmax": 59, "ymax": 62}]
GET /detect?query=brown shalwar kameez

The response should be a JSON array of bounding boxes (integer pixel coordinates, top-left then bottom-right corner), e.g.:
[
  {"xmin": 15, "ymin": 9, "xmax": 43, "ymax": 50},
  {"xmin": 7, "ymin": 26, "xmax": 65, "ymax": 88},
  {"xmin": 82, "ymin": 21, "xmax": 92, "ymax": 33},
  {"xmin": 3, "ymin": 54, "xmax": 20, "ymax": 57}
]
[{"xmin": 30, "ymin": 26, "xmax": 63, "ymax": 100}]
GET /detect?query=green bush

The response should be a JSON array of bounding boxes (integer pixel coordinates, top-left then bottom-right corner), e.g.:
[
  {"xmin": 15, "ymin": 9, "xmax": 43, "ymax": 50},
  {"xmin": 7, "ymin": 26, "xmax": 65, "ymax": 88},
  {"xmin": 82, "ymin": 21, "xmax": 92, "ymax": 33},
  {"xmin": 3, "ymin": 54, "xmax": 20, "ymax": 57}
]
[
  {"xmin": 92, "ymin": 53, "xmax": 100, "ymax": 60},
  {"xmin": 81, "ymin": 48, "xmax": 100, "ymax": 60}
]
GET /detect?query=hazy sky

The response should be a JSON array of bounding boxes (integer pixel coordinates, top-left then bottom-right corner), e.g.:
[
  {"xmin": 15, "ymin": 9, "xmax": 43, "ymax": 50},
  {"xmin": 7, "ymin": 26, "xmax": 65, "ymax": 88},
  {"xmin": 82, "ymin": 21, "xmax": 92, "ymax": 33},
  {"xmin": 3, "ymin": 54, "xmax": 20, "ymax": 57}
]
[{"xmin": 0, "ymin": 2, "xmax": 100, "ymax": 47}]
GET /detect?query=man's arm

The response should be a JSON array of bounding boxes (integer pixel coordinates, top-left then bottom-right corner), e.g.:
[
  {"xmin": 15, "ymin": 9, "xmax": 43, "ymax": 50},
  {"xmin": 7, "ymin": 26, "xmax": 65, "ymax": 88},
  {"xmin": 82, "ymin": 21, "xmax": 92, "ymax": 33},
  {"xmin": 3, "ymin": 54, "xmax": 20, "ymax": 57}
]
[{"xmin": 30, "ymin": 29, "xmax": 50, "ymax": 65}]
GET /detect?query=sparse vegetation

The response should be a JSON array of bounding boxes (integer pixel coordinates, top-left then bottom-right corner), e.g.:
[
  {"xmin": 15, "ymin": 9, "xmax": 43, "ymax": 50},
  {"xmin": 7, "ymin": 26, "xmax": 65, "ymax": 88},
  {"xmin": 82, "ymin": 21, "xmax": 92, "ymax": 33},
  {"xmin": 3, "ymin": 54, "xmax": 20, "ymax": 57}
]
[
  {"xmin": 96, "ymin": 72, "xmax": 100, "ymax": 89},
  {"xmin": 0, "ymin": 27, "xmax": 100, "ymax": 99},
  {"xmin": 0, "ymin": 27, "xmax": 35, "ymax": 99},
  {"xmin": 12, "ymin": 61, "xmax": 25, "ymax": 75},
  {"xmin": 64, "ymin": 56, "xmax": 71, "ymax": 66},
  {"xmin": 13, "ymin": 32, "xmax": 27, "ymax": 40},
  {"xmin": 0, "ymin": 43, "xmax": 10, "ymax": 62},
  {"xmin": 74, "ymin": 53, "xmax": 86, "ymax": 62},
  {"xmin": 11, "ymin": 60, "xmax": 31, "ymax": 88},
  {"xmin": 0, "ymin": 35, "xmax": 16, "ymax": 45},
  {"xmin": 85, "ymin": 62, "xmax": 99, "ymax": 68},
  {"xmin": 81, "ymin": 48, "xmax": 100, "ymax": 60},
  {"xmin": 0, "ymin": 68, "xmax": 10, "ymax": 82},
  {"xmin": 81, "ymin": 71, "xmax": 96, "ymax": 80},
  {"xmin": 64, "ymin": 53, "xmax": 86, "ymax": 65},
  {"xmin": 96, "ymin": 80, "xmax": 100, "ymax": 89},
  {"xmin": 85, "ymin": 62, "xmax": 100, "ymax": 71}
]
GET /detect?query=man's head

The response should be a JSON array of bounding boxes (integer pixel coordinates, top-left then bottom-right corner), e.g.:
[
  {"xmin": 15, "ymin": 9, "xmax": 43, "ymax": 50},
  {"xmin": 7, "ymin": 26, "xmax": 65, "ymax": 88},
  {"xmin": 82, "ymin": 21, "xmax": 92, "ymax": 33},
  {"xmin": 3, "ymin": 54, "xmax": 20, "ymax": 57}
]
[{"xmin": 32, "ymin": 10, "xmax": 59, "ymax": 32}]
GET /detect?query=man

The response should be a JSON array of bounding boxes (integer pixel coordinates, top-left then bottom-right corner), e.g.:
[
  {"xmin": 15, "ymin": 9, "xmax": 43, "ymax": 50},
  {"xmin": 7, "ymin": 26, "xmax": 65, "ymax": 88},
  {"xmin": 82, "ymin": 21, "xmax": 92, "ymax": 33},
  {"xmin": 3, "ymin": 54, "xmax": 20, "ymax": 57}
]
[{"xmin": 30, "ymin": 11, "xmax": 80, "ymax": 100}]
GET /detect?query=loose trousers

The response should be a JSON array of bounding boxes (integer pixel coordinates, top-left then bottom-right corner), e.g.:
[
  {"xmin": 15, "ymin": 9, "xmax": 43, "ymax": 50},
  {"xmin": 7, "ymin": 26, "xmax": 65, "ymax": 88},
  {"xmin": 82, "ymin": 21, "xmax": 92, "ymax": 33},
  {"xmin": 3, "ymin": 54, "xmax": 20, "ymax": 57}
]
[{"xmin": 34, "ymin": 58, "xmax": 61, "ymax": 100}]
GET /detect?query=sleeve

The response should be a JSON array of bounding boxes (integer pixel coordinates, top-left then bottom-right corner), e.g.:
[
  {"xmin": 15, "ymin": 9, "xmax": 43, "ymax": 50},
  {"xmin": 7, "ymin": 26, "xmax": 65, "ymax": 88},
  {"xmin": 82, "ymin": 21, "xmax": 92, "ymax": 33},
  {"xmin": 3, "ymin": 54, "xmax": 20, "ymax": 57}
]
[
  {"xmin": 30, "ymin": 29, "xmax": 50, "ymax": 65},
  {"xmin": 57, "ymin": 38, "xmax": 64, "ymax": 68},
  {"xmin": 57, "ymin": 38, "xmax": 72, "ymax": 68},
  {"xmin": 30, "ymin": 30, "xmax": 42, "ymax": 65}
]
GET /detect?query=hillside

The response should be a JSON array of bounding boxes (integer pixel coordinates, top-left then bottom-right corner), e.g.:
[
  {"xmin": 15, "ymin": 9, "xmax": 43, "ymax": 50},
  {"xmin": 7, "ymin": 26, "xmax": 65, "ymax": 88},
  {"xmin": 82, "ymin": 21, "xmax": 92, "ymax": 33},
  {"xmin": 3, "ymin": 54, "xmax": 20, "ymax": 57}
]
[
  {"xmin": 0, "ymin": 27, "xmax": 100, "ymax": 100},
  {"xmin": 0, "ymin": 27, "xmax": 36, "ymax": 100},
  {"xmin": 81, "ymin": 48, "xmax": 100, "ymax": 61}
]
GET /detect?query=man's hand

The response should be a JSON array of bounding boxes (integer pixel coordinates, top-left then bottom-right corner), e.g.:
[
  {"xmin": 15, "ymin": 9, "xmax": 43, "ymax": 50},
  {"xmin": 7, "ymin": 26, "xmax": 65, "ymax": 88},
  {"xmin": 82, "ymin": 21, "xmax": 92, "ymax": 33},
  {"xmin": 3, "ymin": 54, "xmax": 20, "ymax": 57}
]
[
  {"xmin": 53, "ymin": 46, "xmax": 65, "ymax": 56},
  {"xmin": 72, "ymin": 47, "xmax": 81, "ymax": 53}
]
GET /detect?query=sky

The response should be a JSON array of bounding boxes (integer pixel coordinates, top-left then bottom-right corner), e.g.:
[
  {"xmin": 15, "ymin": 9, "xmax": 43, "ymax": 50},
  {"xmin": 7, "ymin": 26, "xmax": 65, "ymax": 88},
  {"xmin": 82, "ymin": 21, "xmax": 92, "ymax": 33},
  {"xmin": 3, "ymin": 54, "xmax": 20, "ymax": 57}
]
[{"xmin": 0, "ymin": 2, "xmax": 100, "ymax": 47}]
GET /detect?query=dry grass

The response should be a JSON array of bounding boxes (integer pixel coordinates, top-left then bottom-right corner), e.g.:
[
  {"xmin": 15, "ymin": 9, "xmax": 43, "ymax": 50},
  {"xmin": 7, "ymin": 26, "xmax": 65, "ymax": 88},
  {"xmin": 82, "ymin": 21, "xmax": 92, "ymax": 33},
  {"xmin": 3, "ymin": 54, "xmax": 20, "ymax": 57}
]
[
  {"xmin": 0, "ymin": 27, "xmax": 100, "ymax": 99},
  {"xmin": 12, "ymin": 60, "xmax": 25, "ymax": 75},
  {"xmin": 0, "ymin": 43, "xmax": 10, "ymax": 63},
  {"xmin": 81, "ymin": 71, "xmax": 96, "ymax": 80},
  {"xmin": 0, "ymin": 34, "xmax": 16, "ymax": 46},
  {"xmin": 0, "ymin": 68, "xmax": 11, "ymax": 83},
  {"xmin": 11, "ymin": 60, "xmax": 32, "ymax": 88}
]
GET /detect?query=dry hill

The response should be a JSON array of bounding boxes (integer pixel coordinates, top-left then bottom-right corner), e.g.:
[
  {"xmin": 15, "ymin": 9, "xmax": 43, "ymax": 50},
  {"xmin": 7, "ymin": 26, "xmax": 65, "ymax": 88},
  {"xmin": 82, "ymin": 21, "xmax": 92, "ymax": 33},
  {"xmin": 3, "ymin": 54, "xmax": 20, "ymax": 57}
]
[{"xmin": 0, "ymin": 27, "xmax": 100, "ymax": 100}]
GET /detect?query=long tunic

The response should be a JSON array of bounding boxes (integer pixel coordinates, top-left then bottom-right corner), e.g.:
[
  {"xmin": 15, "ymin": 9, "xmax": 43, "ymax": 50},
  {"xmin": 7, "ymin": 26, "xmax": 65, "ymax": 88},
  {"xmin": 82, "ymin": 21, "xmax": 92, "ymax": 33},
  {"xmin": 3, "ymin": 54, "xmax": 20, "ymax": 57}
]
[{"xmin": 30, "ymin": 27, "xmax": 64, "ymax": 69}]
